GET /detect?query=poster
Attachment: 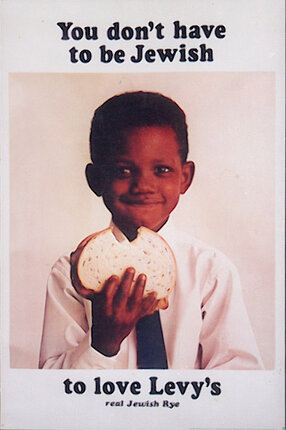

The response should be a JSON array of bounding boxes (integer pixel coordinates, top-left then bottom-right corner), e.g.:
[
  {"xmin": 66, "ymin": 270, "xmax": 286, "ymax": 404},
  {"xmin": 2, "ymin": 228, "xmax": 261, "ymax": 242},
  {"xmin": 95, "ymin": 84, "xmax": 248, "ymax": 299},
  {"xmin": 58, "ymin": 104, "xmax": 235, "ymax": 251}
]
[{"xmin": 1, "ymin": 0, "xmax": 284, "ymax": 429}]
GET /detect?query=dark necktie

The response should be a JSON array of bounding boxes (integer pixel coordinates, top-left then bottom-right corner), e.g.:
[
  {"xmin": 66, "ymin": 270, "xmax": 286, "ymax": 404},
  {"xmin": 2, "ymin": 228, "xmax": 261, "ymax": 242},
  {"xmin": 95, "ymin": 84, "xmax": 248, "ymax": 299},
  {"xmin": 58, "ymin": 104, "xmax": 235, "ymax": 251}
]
[{"xmin": 136, "ymin": 310, "xmax": 168, "ymax": 369}]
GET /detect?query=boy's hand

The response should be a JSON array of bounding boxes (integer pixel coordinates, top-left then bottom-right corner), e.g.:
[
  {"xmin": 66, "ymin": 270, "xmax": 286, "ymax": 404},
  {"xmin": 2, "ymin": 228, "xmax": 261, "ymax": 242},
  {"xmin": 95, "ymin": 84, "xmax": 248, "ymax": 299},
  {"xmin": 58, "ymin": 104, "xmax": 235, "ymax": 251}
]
[{"xmin": 89, "ymin": 268, "xmax": 159, "ymax": 357}]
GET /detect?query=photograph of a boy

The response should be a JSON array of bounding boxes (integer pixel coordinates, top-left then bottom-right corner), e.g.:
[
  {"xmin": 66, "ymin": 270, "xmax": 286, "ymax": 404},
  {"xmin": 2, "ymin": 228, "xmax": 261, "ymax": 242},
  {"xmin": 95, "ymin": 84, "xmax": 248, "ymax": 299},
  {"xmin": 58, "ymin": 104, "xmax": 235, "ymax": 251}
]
[{"xmin": 39, "ymin": 91, "xmax": 263, "ymax": 369}]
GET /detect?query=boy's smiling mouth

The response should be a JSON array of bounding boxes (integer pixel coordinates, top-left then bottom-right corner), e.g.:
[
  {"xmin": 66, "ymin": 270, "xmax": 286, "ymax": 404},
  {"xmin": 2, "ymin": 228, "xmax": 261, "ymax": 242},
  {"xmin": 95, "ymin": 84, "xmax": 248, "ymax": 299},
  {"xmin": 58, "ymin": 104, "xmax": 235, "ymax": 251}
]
[{"xmin": 120, "ymin": 197, "xmax": 164, "ymax": 206}]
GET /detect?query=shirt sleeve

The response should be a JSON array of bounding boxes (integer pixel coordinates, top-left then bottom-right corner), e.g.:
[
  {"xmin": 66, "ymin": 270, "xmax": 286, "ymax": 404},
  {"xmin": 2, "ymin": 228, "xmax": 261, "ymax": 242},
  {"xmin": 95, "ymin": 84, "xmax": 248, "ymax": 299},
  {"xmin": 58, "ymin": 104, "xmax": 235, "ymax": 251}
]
[
  {"xmin": 38, "ymin": 256, "xmax": 128, "ymax": 369},
  {"xmin": 198, "ymin": 252, "xmax": 264, "ymax": 370}
]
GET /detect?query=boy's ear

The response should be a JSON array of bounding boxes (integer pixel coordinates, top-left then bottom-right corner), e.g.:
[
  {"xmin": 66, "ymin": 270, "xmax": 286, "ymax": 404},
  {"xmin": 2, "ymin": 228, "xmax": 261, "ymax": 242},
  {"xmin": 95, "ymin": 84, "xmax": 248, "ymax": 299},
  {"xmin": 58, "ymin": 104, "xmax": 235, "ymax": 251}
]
[
  {"xmin": 85, "ymin": 163, "xmax": 104, "ymax": 197},
  {"xmin": 180, "ymin": 161, "xmax": 195, "ymax": 194}
]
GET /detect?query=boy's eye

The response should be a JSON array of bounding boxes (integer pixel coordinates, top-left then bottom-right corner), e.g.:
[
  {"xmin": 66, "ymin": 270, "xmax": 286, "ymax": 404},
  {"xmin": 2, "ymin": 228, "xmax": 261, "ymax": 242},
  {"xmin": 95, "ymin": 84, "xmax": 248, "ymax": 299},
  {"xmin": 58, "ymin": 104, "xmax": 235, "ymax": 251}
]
[
  {"xmin": 155, "ymin": 165, "xmax": 172, "ymax": 175},
  {"xmin": 114, "ymin": 166, "xmax": 133, "ymax": 178}
]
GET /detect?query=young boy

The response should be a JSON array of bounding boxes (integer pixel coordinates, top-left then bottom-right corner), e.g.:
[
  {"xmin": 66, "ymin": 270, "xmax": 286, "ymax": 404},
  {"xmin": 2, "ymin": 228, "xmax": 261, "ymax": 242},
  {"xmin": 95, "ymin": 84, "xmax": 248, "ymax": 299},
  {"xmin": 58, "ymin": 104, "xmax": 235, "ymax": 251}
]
[{"xmin": 39, "ymin": 91, "xmax": 263, "ymax": 369}]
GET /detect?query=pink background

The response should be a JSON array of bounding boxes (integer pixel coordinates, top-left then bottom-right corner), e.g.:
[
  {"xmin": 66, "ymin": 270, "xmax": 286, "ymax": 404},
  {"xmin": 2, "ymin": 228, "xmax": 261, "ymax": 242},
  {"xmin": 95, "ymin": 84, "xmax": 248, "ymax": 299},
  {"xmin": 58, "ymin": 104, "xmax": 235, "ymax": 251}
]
[{"xmin": 9, "ymin": 72, "xmax": 275, "ymax": 369}]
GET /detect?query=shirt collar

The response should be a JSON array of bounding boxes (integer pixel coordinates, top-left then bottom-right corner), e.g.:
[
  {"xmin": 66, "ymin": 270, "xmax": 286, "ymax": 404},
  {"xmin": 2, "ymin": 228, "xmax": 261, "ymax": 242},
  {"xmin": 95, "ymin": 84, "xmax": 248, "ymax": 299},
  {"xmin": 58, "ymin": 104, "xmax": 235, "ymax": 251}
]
[
  {"xmin": 109, "ymin": 218, "xmax": 177, "ymax": 248},
  {"xmin": 156, "ymin": 218, "xmax": 177, "ymax": 249}
]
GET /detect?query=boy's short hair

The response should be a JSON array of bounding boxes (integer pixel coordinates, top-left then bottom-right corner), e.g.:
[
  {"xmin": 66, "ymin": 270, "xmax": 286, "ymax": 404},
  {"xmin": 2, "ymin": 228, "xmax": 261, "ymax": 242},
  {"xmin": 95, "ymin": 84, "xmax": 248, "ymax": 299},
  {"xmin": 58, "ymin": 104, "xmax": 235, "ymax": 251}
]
[{"xmin": 89, "ymin": 91, "xmax": 189, "ymax": 164}]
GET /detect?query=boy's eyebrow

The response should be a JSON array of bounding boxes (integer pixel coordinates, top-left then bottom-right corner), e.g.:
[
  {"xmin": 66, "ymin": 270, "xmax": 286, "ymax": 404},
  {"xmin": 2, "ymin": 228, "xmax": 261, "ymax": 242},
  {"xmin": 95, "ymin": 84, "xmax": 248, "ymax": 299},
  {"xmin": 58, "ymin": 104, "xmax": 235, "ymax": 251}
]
[{"xmin": 113, "ymin": 157, "xmax": 174, "ymax": 164}]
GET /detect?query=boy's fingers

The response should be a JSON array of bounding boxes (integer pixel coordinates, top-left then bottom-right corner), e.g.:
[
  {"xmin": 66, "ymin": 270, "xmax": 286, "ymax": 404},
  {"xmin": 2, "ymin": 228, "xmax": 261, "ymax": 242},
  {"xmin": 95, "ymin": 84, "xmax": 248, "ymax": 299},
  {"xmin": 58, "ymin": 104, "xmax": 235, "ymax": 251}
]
[
  {"xmin": 101, "ymin": 275, "xmax": 119, "ymax": 316},
  {"xmin": 76, "ymin": 286, "xmax": 97, "ymax": 299},
  {"xmin": 139, "ymin": 292, "xmax": 158, "ymax": 318},
  {"xmin": 113, "ymin": 268, "xmax": 135, "ymax": 310},
  {"xmin": 157, "ymin": 297, "xmax": 169, "ymax": 310},
  {"xmin": 128, "ymin": 273, "xmax": 146, "ymax": 310}
]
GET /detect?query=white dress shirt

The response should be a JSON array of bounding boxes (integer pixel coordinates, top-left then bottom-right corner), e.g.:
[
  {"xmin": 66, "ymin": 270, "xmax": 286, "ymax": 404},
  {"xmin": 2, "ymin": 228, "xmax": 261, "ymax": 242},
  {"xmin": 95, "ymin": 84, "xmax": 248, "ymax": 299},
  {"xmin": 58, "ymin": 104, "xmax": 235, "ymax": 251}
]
[{"xmin": 39, "ymin": 221, "xmax": 263, "ymax": 369}]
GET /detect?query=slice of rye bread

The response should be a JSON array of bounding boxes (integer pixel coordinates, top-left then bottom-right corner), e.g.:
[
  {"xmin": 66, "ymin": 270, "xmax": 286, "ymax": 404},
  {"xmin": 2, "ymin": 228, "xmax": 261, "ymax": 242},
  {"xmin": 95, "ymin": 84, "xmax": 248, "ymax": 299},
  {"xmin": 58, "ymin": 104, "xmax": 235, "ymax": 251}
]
[{"xmin": 71, "ymin": 227, "xmax": 176, "ymax": 300}]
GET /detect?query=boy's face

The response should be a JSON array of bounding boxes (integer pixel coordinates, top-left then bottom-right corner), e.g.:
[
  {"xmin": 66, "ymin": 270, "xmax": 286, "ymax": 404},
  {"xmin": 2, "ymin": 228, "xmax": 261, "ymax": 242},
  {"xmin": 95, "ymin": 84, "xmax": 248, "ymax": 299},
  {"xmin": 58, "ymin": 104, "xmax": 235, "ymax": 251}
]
[{"xmin": 90, "ymin": 126, "xmax": 194, "ymax": 237}]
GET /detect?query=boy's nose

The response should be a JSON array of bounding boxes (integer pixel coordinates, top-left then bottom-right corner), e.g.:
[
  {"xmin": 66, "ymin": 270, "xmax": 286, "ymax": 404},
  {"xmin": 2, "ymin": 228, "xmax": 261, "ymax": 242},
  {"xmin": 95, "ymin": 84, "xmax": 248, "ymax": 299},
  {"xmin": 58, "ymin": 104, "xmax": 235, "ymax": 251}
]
[{"xmin": 130, "ymin": 172, "xmax": 155, "ymax": 194}]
